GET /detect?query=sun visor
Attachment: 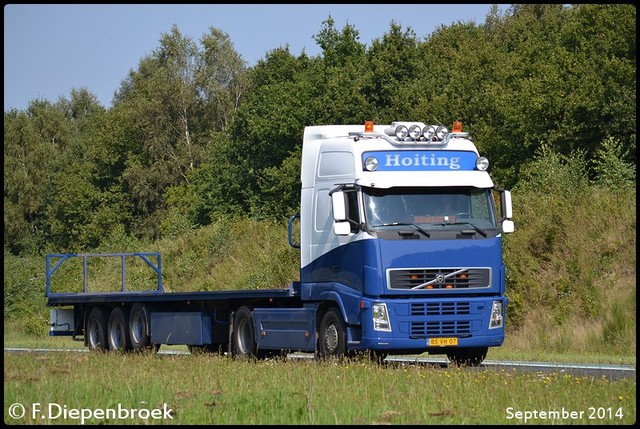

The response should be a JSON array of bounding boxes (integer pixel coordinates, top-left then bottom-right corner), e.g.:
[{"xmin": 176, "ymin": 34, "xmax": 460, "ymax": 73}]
[{"xmin": 355, "ymin": 170, "xmax": 494, "ymax": 189}]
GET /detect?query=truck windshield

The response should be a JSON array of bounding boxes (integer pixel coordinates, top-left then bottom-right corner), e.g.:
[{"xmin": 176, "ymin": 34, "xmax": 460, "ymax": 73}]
[{"xmin": 363, "ymin": 186, "xmax": 498, "ymax": 232}]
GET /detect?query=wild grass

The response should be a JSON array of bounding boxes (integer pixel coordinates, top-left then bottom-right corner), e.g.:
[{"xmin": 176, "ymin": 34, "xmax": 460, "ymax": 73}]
[{"xmin": 3, "ymin": 351, "xmax": 636, "ymax": 425}]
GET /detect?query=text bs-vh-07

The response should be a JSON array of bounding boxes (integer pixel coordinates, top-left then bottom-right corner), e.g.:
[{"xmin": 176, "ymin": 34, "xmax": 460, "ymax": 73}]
[{"xmin": 46, "ymin": 120, "xmax": 514, "ymax": 365}]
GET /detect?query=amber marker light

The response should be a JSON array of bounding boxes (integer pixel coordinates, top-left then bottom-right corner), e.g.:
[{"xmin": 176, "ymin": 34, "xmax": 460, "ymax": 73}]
[
  {"xmin": 452, "ymin": 121, "xmax": 463, "ymax": 133},
  {"xmin": 364, "ymin": 121, "xmax": 374, "ymax": 132}
]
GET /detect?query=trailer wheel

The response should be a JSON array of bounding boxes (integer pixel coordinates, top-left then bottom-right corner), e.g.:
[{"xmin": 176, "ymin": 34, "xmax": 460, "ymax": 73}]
[
  {"xmin": 129, "ymin": 303, "xmax": 157, "ymax": 352},
  {"xmin": 446, "ymin": 347, "xmax": 488, "ymax": 367},
  {"xmin": 108, "ymin": 307, "xmax": 131, "ymax": 352},
  {"xmin": 317, "ymin": 307, "xmax": 347, "ymax": 359},
  {"xmin": 231, "ymin": 306, "xmax": 257, "ymax": 359},
  {"xmin": 86, "ymin": 307, "xmax": 109, "ymax": 351}
]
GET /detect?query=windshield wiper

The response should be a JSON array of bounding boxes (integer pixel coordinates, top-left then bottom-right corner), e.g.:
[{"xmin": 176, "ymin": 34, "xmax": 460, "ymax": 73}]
[
  {"xmin": 439, "ymin": 221, "xmax": 487, "ymax": 237},
  {"xmin": 373, "ymin": 222, "xmax": 431, "ymax": 238}
]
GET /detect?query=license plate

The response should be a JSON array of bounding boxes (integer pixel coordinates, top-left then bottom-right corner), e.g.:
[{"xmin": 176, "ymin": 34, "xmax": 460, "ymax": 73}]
[{"xmin": 429, "ymin": 337, "xmax": 458, "ymax": 347}]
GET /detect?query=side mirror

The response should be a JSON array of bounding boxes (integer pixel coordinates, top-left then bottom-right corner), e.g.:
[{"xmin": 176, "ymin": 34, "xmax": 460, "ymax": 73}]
[
  {"xmin": 501, "ymin": 190, "xmax": 513, "ymax": 219},
  {"xmin": 502, "ymin": 219, "xmax": 515, "ymax": 234},
  {"xmin": 333, "ymin": 222, "xmax": 351, "ymax": 236},
  {"xmin": 331, "ymin": 190, "xmax": 347, "ymax": 222},
  {"xmin": 500, "ymin": 190, "xmax": 515, "ymax": 234}
]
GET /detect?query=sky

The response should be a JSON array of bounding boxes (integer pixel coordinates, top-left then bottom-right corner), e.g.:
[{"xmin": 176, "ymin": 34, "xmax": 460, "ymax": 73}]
[{"xmin": 4, "ymin": 4, "xmax": 505, "ymax": 112}]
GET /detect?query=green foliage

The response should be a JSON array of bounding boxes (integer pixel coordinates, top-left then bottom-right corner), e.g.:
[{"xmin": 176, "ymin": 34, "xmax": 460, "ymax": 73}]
[
  {"xmin": 155, "ymin": 217, "xmax": 299, "ymax": 292},
  {"xmin": 5, "ymin": 5, "xmax": 635, "ymax": 250},
  {"xmin": 504, "ymin": 147, "xmax": 636, "ymax": 355},
  {"xmin": 3, "ymin": 250, "xmax": 48, "ymax": 335},
  {"xmin": 591, "ymin": 136, "xmax": 636, "ymax": 189}
]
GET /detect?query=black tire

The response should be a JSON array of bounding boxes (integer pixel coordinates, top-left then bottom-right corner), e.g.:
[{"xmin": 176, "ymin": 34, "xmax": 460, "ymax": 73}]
[
  {"xmin": 86, "ymin": 306, "xmax": 109, "ymax": 351},
  {"xmin": 129, "ymin": 303, "xmax": 156, "ymax": 352},
  {"xmin": 231, "ymin": 306, "xmax": 257, "ymax": 359},
  {"xmin": 317, "ymin": 307, "xmax": 347, "ymax": 360},
  {"xmin": 108, "ymin": 307, "xmax": 131, "ymax": 352},
  {"xmin": 446, "ymin": 347, "xmax": 488, "ymax": 367}
]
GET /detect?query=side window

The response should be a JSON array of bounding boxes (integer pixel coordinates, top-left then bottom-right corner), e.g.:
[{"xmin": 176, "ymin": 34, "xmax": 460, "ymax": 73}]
[{"xmin": 345, "ymin": 190, "xmax": 361, "ymax": 233}]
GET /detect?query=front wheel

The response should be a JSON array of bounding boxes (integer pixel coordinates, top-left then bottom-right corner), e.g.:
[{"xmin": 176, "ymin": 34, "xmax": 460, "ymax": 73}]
[
  {"xmin": 446, "ymin": 347, "xmax": 488, "ymax": 366},
  {"xmin": 231, "ymin": 306, "xmax": 257, "ymax": 359},
  {"xmin": 317, "ymin": 307, "xmax": 347, "ymax": 360}
]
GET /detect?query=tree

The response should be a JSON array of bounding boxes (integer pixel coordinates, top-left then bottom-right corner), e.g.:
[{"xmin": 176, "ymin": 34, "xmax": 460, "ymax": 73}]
[
  {"xmin": 3, "ymin": 101, "xmax": 69, "ymax": 253},
  {"xmin": 197, "ymin": 27, "xmax": 250, "ymax": 131},
  {"xmin": 364, "ymin": 21, "xmax": 421, "ymax": 120}
]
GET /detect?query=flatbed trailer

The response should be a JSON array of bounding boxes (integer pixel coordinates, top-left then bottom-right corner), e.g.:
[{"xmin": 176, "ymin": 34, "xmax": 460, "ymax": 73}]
[{"xmin": 47, "ymin": 252, "xmax": 314, "ymax": 357}]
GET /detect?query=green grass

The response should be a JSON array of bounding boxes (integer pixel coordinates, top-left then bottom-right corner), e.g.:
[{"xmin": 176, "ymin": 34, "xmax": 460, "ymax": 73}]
[{"xmin": 4, "ymin": 351, "xmax": 636, "ymax": 425}]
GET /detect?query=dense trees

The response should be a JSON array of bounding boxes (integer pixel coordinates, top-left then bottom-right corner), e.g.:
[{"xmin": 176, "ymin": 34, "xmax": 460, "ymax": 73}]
[{"xmin": 4, "ymin": 4, "xmax": 636, "ymax": 254}]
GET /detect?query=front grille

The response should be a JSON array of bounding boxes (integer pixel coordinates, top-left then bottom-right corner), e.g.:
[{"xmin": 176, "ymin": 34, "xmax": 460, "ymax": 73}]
[
  {"xmin": 388, "ymin": 268, "xmax": 490, "ymax": 290},
  {"xmin": 410, "ymin": 302, "xmax": 471, "ymax": 316},
  {"xmin": 410, "ymin": 320, "xmax": 471, "ymax": 336}
]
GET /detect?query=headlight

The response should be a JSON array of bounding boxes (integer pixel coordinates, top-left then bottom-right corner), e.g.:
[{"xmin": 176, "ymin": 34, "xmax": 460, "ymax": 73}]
[
  {"xmin": 408, "ymin": 124, "xmax": 422, "ymax": 140},
  {"xmin": 394, "ymin": 125, "xmax": 409, "ymax": 140},
  {"xmin": 435, "ymin": 125, "xmax": 449, "ymax": 140},
  {"xmin": 423, "ymin": 125, "xmax": 437, "ymax": 140},
  {"xmin": 372, "ymin": 303, "xmax": 392, "ymax": 332},
  {"xmin": 489, "ymin": 300, "xmax": 503, "ymax": 329},
  {"xmin": 476, "ymin": 156, "xmax": 489, "ymax": 171},
  {"xmin": 364, "ymin": 156, "xmax": 379, "ymax": 171}
]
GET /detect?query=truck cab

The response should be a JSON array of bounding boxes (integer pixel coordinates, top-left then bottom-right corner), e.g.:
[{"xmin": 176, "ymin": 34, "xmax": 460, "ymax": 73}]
[{"xmin": 298, "ymin": 121, "xmax": 514, "ymax": 364}]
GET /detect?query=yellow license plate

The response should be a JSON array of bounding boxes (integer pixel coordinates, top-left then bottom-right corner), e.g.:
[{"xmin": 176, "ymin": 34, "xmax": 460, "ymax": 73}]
[{"xmin": 429, "ymin": 337, "xmax": 458, "ymax": 347}]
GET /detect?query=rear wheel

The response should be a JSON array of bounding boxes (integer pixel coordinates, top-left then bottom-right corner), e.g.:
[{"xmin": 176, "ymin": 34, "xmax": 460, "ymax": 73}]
[
  {"xmin": 108, "ymin": 307, "xmax": 131, "ymax": 352},
  {"xmin": 86, "ymin": 307, "xmax": 109, "ymax": 351},
  {"xmin": 231, "ymin": 306, "xmax": 257, "ymax": 359},
  {"xmin": 317, "ymin": 307, "xmax": 347, "ymax": 360},
  {"xmin": 446, "ymin": 347, "xmax": 488, "ymax": 366},
  {"xmin": 129, "ymin": 303, "xmax": 157, "ymax": 352}
]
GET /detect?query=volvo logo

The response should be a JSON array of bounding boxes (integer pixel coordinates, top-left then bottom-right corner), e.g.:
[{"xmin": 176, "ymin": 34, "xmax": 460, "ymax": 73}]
[{"xmin": 435, "ymin": 274, "xmax": 445, "ymax": 284}]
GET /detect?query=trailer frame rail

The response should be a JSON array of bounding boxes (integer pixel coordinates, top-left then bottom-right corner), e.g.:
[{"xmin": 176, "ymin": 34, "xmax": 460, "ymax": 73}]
[{"xmin": 45, "ymin": 252, "xmax": 163, "ymax": 298}]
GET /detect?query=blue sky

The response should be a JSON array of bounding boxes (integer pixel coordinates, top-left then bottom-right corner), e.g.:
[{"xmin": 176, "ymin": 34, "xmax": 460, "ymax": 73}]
[{"xmin": 4, "ymin": 4, "xmax": 505, "ymax": 111}]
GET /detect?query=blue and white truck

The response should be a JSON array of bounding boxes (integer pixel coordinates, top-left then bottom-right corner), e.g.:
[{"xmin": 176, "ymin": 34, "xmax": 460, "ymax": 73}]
[{"xmin": 46, "ymin": 120, "xmax": 514, "ymax": 365}]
